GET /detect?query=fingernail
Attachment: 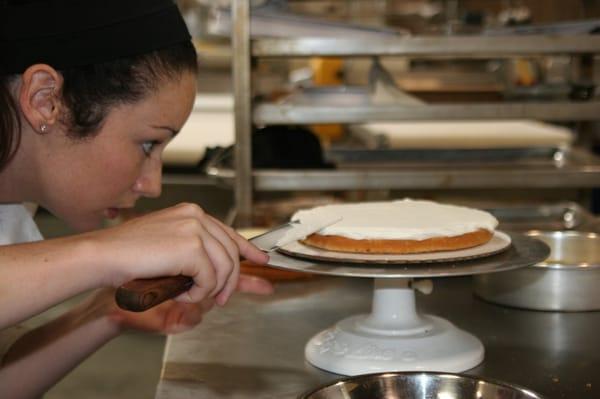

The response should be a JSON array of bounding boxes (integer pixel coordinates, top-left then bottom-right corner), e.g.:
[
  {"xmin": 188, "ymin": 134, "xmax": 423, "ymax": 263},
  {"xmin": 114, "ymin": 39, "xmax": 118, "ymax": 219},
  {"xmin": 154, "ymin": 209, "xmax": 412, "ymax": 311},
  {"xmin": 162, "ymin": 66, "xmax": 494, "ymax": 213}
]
[{"xmin": 216, "ymin": 295, "xmax": 228, "ymax": 307}]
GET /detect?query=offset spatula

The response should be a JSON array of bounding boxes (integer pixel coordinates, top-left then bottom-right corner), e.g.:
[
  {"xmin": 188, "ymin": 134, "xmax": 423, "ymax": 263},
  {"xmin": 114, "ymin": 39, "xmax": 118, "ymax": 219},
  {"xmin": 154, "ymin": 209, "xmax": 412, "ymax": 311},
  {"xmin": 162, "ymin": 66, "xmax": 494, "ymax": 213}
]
[
  {"xmin": 248, "ymin": 216, "xmax": 342, "ymax": 252},
  {"xmin": 115, "ymin": 216, "xmax": 342, "ymax": 312}
]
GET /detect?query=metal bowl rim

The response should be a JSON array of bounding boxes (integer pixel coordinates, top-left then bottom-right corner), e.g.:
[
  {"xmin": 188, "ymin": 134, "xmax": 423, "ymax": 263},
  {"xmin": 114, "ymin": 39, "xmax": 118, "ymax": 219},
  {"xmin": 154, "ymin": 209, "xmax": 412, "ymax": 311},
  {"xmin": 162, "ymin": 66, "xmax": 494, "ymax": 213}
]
[
  {"xmin": 299, "ymin": 371, "xmax": 546, "ymax": 399},
  {"xmin": 525, "ymin": 230, "xmax": 600, "ymax": 270},
  {"xmin": 526, "ymin": 230, "xmax": 599, "ymax": 239}
]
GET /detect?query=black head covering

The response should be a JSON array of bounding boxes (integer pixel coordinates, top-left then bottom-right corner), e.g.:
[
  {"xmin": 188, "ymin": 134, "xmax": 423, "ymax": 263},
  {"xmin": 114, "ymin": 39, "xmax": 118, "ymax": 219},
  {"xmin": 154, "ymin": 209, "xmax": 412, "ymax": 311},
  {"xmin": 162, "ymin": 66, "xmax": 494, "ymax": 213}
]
[{"xmin": 0, "ymin": 0, "xmax": 191, "ymax": 74}]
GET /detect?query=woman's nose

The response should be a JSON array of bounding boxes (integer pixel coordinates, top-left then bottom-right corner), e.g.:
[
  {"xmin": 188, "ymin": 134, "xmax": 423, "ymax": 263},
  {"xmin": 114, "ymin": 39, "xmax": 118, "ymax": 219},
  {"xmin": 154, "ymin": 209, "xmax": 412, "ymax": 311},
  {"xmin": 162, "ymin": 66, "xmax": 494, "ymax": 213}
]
[{"xmin": 133, "ymin": 161, "xmax": 162, "ymax": 198}]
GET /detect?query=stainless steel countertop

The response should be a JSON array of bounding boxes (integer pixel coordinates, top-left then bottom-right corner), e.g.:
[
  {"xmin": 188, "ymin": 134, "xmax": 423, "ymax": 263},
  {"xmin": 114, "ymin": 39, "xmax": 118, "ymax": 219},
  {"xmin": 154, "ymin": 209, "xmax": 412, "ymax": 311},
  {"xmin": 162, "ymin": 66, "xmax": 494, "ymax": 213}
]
[{"xmin": 155, "ymin": 276, "xmax": 599, "ymax": 399}]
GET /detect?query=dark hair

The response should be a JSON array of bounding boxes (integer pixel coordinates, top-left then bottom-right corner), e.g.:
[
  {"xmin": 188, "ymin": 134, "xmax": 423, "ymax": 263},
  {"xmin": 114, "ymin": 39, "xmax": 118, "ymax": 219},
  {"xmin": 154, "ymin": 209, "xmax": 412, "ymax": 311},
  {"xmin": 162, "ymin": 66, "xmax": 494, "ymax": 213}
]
[
  {"xmin": 0, "ymin": 40, "xmax": 197, "ymax": 171},
  {"xmin": 0, "ymin": 76, "xmax": 20, "ymax": 171}
]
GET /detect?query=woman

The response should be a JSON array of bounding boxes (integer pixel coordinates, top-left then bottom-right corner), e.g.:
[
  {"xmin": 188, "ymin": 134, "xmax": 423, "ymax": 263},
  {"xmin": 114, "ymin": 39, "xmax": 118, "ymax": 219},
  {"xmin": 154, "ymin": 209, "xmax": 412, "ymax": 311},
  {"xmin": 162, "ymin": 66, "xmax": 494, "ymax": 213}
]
[{"xmin": 0, "ymin": 0, "xmax": 271, "ymax": 397}]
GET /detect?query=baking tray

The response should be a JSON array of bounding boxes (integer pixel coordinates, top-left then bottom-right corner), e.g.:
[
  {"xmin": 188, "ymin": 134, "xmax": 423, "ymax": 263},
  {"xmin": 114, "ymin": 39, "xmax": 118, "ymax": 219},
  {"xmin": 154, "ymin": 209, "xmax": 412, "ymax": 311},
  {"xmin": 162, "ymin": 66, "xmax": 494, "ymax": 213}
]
[
  {"xmin": 326, "ymin": 147, "xmax": 563, "ymax": 165},
  {"xmin": 484, "ymin": 201, "xmax": 594, "ymax": 232}
]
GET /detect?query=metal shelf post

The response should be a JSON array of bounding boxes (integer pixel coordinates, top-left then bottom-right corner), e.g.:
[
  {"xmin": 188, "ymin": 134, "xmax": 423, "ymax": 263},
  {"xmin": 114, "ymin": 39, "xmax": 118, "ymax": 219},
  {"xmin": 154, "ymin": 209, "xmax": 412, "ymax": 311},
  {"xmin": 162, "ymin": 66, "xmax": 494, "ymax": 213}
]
[{"xmin": 232, "ymin": 0, "xmax": 252, "ymax": 227}]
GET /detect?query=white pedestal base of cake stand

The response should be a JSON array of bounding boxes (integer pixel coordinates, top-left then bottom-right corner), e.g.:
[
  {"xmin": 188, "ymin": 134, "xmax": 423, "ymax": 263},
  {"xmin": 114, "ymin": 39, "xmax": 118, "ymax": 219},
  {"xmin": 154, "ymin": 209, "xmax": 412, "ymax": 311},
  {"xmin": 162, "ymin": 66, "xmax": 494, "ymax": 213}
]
[{"xmin": 305, "ymin": 278, "xmax": 484, "ymax": 376}]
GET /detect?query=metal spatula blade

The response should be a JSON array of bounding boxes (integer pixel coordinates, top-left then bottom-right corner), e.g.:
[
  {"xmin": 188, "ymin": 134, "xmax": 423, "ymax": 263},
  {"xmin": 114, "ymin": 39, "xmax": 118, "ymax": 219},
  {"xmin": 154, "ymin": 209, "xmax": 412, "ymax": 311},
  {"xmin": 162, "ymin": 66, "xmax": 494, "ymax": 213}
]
[{"xmin": 250, "ymin": 216, "xmax": 342, "ymax": 252}]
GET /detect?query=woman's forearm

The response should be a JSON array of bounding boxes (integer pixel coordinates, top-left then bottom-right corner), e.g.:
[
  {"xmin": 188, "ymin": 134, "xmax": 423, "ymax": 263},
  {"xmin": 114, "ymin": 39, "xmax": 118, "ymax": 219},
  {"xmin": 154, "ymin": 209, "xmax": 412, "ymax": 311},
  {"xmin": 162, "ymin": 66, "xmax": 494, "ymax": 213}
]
[
  {"xmin": 0, "ymin": 299, "xmax": 121, "ymax": 399},
  {"xmin": 0, "ymin": 236, "xmax": 104, "ymax": 328}
]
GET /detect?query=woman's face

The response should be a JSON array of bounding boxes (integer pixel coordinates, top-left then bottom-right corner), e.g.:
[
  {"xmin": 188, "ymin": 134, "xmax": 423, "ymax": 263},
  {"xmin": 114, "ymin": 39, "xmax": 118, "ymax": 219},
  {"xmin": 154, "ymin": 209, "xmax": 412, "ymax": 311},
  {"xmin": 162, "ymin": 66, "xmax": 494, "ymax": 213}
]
[{"xmin": 39, "ymin": 72, "xmax": 197, "ymax": 232}]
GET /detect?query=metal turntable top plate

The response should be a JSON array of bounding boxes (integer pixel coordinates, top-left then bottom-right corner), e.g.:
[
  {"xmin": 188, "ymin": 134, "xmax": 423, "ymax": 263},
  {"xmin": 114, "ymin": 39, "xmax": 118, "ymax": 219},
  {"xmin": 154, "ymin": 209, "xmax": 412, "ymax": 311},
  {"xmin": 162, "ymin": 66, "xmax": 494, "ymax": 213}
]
[{"xmin": 264, "ymin": 232, "xmax": 549, "ymax": 278}]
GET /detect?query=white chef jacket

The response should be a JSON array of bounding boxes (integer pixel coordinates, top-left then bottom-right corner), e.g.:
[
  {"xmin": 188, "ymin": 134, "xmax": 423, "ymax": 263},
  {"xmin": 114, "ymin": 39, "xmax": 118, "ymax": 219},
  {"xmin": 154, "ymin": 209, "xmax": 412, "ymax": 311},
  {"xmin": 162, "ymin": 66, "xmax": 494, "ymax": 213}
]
[{"xmin": 0, "ymin": 203, "xmax": 43, "ymax": 361}]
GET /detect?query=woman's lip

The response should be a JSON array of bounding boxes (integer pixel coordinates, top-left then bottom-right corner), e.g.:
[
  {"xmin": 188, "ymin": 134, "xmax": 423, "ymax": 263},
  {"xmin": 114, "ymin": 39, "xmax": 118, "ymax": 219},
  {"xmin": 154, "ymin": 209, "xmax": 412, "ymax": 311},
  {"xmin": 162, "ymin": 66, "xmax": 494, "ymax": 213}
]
[{"xmin": 104, "ymin": 208, "xmax": 120, "ymax": 219}]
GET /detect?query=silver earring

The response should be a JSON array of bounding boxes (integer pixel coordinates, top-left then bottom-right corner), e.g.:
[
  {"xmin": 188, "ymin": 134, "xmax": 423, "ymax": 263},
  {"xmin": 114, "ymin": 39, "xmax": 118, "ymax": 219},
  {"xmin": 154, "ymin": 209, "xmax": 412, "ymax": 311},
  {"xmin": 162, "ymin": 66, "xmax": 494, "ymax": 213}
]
[{"xmin": 40, "ymin": 124, "xmax": 48, "ymax": 134}]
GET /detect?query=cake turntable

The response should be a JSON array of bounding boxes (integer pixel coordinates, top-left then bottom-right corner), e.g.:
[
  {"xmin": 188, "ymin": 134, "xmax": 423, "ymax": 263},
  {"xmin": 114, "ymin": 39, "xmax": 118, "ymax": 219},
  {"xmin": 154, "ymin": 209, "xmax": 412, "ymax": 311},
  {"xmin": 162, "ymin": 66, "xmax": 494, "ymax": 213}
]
[{"xmin": 252, "ymin": 230, "xmax": 549, "ymax": 376}]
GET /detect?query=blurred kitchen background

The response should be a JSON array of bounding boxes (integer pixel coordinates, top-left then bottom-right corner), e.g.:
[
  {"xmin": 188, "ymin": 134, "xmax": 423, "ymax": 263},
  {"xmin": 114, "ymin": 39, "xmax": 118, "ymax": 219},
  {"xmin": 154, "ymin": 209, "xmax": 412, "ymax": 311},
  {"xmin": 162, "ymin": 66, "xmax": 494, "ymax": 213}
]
[{"xmin": 37, "ymin": 0, "xmax": 600, "ymax": 397}]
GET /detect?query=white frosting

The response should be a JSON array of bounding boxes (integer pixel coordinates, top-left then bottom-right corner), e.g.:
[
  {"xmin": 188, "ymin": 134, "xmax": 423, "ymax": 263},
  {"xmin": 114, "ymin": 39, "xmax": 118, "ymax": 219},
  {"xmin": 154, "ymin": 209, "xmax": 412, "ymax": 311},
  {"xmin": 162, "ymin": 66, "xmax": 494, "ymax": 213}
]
[
  {"xmin": 291, "ymin": 199, "xmax": 498, "ymax": 240},
  {"xmin": 275, "ymin": 216, "xmax": 343, "ymax": 248}
]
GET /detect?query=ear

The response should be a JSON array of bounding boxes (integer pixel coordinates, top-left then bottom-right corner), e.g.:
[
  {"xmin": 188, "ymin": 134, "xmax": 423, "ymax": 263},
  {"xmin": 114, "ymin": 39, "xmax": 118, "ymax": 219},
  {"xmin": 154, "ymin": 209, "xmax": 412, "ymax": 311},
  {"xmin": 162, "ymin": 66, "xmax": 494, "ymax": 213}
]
[{"xmin": 19, "ymin": 64, "xmax": 63, "ymax": 134}]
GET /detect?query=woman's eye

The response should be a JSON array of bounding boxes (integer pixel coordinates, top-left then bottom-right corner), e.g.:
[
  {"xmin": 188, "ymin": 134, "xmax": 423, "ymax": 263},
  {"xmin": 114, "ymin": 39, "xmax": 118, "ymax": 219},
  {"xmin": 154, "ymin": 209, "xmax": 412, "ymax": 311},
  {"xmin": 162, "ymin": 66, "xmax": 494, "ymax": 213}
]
[{"xmin": 141, "ymin": 140, "xmax": 160, "ymax": 156}]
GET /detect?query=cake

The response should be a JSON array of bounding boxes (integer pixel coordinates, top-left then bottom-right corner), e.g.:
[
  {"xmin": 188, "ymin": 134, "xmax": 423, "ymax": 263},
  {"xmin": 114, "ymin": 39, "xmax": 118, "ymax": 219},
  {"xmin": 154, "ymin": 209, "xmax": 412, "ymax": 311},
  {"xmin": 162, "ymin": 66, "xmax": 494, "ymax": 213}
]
[{"xmin": 291, "ymin": 199, "xmax": 498, "ymax": 254}]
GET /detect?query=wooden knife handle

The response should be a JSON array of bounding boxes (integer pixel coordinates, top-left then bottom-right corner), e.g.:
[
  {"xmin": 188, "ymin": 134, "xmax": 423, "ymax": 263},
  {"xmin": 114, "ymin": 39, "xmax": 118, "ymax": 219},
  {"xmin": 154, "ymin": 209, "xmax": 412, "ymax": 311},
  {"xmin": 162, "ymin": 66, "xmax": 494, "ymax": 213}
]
[{"xmin": 115, "ymin": 275, "xmax": 194, "ymax": 312}]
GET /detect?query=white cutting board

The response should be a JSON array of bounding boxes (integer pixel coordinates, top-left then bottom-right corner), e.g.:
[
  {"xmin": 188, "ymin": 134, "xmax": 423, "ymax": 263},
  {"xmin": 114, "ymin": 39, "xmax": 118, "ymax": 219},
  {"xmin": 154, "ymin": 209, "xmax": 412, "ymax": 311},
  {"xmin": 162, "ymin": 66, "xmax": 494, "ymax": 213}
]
[{"xmin": 361, "ymin": 120, "xmax": 574, "ymax": 149}]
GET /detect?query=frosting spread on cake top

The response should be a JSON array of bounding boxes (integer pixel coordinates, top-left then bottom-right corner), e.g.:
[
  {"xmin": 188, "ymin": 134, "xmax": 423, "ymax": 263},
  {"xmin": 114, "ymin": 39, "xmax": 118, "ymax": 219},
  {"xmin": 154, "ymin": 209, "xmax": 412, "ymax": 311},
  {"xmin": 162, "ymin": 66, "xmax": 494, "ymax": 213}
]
[{"xmin": 291, "ymin": 199, "xmax": 498, "ymax": 240}]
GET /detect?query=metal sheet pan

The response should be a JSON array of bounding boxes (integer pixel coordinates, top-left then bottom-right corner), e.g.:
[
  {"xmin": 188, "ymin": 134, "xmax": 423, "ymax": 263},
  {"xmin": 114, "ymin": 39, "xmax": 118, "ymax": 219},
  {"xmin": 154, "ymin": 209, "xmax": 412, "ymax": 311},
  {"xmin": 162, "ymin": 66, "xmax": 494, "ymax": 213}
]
[
  {"xmin": 326, "ymin": 147, "xmax": 563, "ymax": 165},
  {"xmin": 484, "ymin": 201, "xmax": 595, "ymax": 232}
]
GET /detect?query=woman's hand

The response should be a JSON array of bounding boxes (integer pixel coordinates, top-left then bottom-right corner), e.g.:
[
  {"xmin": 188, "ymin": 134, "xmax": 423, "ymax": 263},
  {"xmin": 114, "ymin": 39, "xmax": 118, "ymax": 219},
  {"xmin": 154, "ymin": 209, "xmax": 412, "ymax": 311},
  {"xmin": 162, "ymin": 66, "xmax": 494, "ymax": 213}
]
[
  {"xmin": 89, "ymin": 203, "xmax": 269, "ymax": 307},
  {"xmin": 86, "ymin": 274, "xmax": 274, "ymax": 334},
  {"xmin": 110, "ymin": 293, "xmax": 214, "ymax": 334}
]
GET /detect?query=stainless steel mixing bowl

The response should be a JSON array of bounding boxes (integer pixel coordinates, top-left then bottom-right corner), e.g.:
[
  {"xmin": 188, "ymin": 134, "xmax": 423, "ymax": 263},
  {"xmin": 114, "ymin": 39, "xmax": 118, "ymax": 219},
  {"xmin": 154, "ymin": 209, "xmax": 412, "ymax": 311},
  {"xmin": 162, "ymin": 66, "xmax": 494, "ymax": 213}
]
[
  {"xmin": 300, "ymin": 372, "xmax": 545, "ymax": 399},
  {"xmin": 474, "ymin": 231, "xmax": 600, "ymax": 311}
]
